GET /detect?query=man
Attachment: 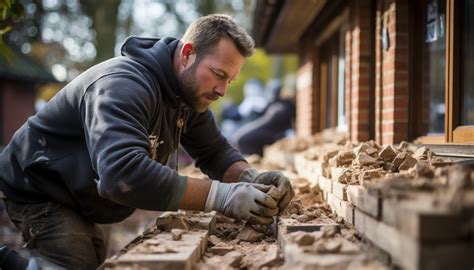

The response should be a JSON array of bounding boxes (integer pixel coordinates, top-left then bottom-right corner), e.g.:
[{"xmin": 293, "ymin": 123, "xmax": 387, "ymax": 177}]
[
  {"xmin": 232, "ymin": 76, "xmax": 296, "ymax": 156},
  {"xmin": 0, "ymin": 14, "xmax": 294, "ymax": 268}
]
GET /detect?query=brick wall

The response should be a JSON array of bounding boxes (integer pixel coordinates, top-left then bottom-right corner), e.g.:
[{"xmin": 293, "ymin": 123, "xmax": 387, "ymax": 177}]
[
  {"xmin": 296, "ymin": 42, "xmax": 320, "ymax": 137},
  {"xmin": 295, "ymin": 0, "xmax": 412, "ymax": 144},
  {"xmin": 345, "ymin": 0, "xmax": 373, "ymax": 143},
  {"xmin": 375, "ymin": 0, "xmax": 410, "ymax": 144}
]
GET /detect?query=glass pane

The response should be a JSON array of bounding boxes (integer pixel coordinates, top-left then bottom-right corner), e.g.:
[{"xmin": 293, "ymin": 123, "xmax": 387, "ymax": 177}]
[
  {"xmin": 461, "ymin": 0, "xmax": 474, "ymax": 125},
  {"xmin": 421, "ymin": 0, "xmax": 446, "ymax": 134}
]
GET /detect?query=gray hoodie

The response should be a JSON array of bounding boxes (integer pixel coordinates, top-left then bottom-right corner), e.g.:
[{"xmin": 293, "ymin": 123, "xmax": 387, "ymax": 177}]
[{"xmin": 0, "ymin": 37, "xmax": 244, "ymax": 223}]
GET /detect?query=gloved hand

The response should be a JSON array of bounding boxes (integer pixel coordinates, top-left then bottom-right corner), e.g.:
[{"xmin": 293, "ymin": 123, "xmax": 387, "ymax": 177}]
[
  {"xmin": 238, "ymin": 168, "xmax": 294, "ymax": 212},
  {"xmin": 205, "ymin": 180, "xmax": 278, "ymax": 225}
]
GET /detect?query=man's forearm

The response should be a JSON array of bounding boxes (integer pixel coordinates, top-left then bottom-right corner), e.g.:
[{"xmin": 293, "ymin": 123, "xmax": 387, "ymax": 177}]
[
  {"xmin": 222, "ymin": 160, "xmax": 251, "ymax": 183},
  {"xmin": 178, "ymin": 177, "xmax": 212, "ymax": 211}
]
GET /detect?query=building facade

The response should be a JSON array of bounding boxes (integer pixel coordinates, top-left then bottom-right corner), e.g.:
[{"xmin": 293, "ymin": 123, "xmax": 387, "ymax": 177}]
[{"xmin": 252, "ymin": 0, "xmax": 474, "ymax": 144}]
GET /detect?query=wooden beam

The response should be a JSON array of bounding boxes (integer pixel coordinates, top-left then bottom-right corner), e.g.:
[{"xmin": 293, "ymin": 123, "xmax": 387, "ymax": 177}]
[
  {"xmin": 265, "ymin": 0, "xmax": 327, "ymax": 53},
  {"xmin": 453, "ymin": 126, "xmax": 474, "ymax": 143}
]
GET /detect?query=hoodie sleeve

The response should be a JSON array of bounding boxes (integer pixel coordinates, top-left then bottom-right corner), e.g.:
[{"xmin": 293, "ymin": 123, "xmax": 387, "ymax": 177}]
[
  {"xmin": 180, "ymin": 110, "xmax": 246, "ymax": 180},
  {"xmin": 80, "ymin": 73, "xmax": 187, "ymax": 211}
]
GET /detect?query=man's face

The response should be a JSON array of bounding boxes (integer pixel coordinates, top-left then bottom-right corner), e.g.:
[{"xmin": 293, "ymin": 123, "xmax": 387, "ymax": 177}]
[{"xmin": 178, "ymin": 38, "xmax": 245, "ymax": 112}]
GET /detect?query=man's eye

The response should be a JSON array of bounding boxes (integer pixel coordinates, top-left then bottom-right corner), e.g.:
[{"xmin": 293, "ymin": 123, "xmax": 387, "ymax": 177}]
[{"xmin": 213, "ymin": 71, "xmax": 225, "ymax": 79}]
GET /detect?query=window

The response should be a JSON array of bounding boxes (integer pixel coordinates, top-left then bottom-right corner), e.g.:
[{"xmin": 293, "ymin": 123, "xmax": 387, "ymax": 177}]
[
  {"xmin": 421, "ymin": 0, "xmax": 446, "ymax": 135},
  {"xmin": 460, "ymin": 0, "xmax": 474, "ymax": 125}
]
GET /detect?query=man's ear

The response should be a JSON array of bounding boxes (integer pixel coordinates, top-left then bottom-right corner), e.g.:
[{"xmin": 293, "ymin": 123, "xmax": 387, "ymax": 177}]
[{"xmin": 181, "ymin": 42, "xmax": 196, "ymax": 67}]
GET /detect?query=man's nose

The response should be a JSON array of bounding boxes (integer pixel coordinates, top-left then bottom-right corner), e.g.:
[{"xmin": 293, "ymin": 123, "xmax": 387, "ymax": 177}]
[{"xmin": 214, "ymin": 82, "xmax": 227, "ymax": 97}]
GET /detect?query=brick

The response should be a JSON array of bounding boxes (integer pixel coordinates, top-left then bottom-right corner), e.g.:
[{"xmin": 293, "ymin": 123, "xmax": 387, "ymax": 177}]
[
  {"xmin": 318, "ymin": 176, "xmax": 333, "ymax": 194},
  {"xmin": 102, "ymin": 212, "xmax": 216, "ymax": 269},
  {"xmin": 327, "ymin": 193, "xmax": 354, "ymax": 225},
  {"xmin": 382, "ymin": 194, "xmax": 474, "ymax": 242},
  {"xmin": 278, "ymin": 216, "xmax": 339, "ymax": 235},
  {"xmin": 354, "ymin": 208, "xmax": 474, "ymax": 270},
  {"xmin": 332, "ymin": 181, "xmax": 348, "ymax": 201},
  {"xmin": 346, "ymin": 185, "xmax": 380, "ymax": 218}
]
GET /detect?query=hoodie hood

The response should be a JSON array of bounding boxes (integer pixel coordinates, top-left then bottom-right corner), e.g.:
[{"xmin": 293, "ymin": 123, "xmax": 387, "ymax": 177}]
[{"xmin": 121, "ymin": 36, "xmax": 182, "ymax": 107}]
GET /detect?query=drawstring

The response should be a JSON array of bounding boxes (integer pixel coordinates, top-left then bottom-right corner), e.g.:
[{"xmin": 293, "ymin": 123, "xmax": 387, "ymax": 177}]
[{"xmin": 174, "ymin": 96, "xmax": 190, "ymax": 173}]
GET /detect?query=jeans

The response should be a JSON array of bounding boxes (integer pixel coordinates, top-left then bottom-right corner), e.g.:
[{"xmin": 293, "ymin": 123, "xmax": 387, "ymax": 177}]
[{"xmin": 3, "ymin": 199, "xmax": 107, "ymax": 269}]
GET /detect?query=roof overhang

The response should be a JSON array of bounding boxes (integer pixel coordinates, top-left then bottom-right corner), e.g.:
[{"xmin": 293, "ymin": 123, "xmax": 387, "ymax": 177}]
[{"xmin": 252, "ymin": 0, "xmax": 327, "ymax": 54}]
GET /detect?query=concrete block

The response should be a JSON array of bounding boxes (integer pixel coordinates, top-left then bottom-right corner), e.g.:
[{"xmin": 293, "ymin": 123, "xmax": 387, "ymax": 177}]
[
  {"xmin": 318, "ymin": 176, "xmax": 333, "ymax": 194},
  {"xmin": 332, "ymin": 181, "xmax": 347, "ymax": 201},
  {"xmin": 327, "ymin": 193, "xmax": 354, "ymax": 225},
  {"xmin": 346, "ymin": 185, "xmax": 380, "ymax": 218},
  {"xmin": 353, "ymin": 209, "xmax": 474, "ymax": 270}
]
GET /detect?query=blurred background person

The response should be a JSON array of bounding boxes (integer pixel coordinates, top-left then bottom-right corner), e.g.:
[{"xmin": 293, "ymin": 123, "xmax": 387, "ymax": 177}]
[
  {"xmin": 237, "ymin": 78, "xmax": 267, "ymax": 124},
  {"xmin": 220, "ymin": 78, "xmax": 266, "ymax": 139},
  {"xmin": 231, "ymin": 74, "xmax": 296, "ymax": 156}
]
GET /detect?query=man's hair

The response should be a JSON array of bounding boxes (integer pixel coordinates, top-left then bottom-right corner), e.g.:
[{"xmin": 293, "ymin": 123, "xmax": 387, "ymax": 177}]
[{"xmin": 182, "ymin": 14, "xmax": 255, "ymax": 59}]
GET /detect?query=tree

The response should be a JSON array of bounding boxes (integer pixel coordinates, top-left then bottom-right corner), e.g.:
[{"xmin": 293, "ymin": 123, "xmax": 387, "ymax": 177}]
[{"xmin": 0, "ymin": 0, "xmax": 24, "ymax": 58}]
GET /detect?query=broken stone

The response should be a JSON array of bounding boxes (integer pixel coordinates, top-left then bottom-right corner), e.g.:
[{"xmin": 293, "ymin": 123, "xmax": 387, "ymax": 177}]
[
  {"xmin": 338, "ymin": 150, "xmax": 356, "ymax": 166},
  {"xmin": 296, "ymin": 213, "xmax": 316, "ymax": 223},
  {"xmin": 267, "ymin": 186, "xmax": 281, "ymax": 201},
  {"xmin": 413, "ymin": 146, "xmax": 429, "ymax": 160},
  {"xmin": 297, "ymin": 182, "xmax": 311, "ymax": 194},
  {"xmin": 398, "ymin": 141, "xmax": 410, "ymax": 150},
  {"xmin": 340, "ymin": 239, "xmax": 361, "ymax": 254},
  {"xmin": 391, "ymin": 152, "xmax": 407, "ymax": 171},
  {"xmin": 223, "ymin": 251, "xmax": 243, "ymax": 268},
  {"xmin": 228, "ymin": 239, "xmax": 240, "ymax": 245},
  {"xmin": 257, "ymin": 244, "xmax": 280, "ymax": 268},
  {"xmin": 337, "ymin": 169, "xmax": 353, "ymax": 184},
  {"xmin": 323, "ymin": 150, "xmax": 340, "ymax": 163},
  {"xmin": 210, "ymin": 244, "xmax": 234, "ymax": 255},
  {"xmin": 448, "ymin": 164, "xmax": 472, "ymax": 189},
  {"xmin": 379, "ymin": 145, "xmax": 397, "ymax": 162},
  {"xmin": 367, "ymin": 140, "xmax": 381, "ymax": 149},
  {"xmin": 156, "ymin": 215, "xmax": 189, "ymax": 232},
  {"xmin": 413, "ymin": 163, "xmax": 435, "ymax": 178},
  {"xmin": 171, "ymin": 229, "xmax": 185, "ymax": 241},
  {"xmin": 366, "ymin": 147, "xmax": 379, "ymax": 157},
  {"xmin": 208, "ymin": 235, "xmax": 222, "ymax": 246},
  {"xmin": 352, "ymin": 144, "xmax": 368, "ymax": 156},
  {"xmin": 321, "ymin": 225, "xmax": 339, "ymax": 238},
  {"xmin": 355, "ymin": 152, "xmax": 378, "ymax": 167},
  {"xmin": 236, "ymin": 226, "xmax": 264, "ymax": 242},
  {"xmin": 398, "ymin": 154, "xmax": 418, "ymax": 171},
  {"xmin": 366, "ymin": 168, "xmax": 383, "ymax": 179},
  {"xmin": 293, "ymin": 232, "xmax": 315, "ymax": 246},
  {"xmin": 281, "ymin": 200, "xmax": 304, "ymax": 216},
  {"xmin": 315, "ymin": 238, "xmax": 343, "ymax": 253},
  {"xmin": 216, "ymin": 214, "xmax": 235, "ymax": 224}
]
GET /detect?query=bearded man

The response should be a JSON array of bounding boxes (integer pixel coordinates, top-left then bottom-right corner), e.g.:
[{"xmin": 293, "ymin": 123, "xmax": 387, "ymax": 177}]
[{"xmin": 0, "ymin": 14, "xmax": 294, "ymax": 268}]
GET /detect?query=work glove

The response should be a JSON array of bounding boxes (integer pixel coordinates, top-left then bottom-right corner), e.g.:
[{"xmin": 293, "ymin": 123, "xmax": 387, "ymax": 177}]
[
  {"xmin": 238, "ymin": 168, "xmax": 294, "ymax": 212},
  {"xmin": 205, "ymin": 180, "xmax": 278, "ymax": 225}
]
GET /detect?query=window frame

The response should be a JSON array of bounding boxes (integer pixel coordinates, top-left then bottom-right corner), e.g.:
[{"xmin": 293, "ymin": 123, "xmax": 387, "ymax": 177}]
[{"xmin": 446, "ymin": 0, "xmax": 474, "ymax": 143}]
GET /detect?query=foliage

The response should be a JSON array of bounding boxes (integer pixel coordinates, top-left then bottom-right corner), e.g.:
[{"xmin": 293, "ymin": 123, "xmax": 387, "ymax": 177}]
[
  {"xmin": 0, "ymin": 0, "xmax": 24, "ymax": 34},
  {"xmin": 0, "ymin": 0, "xmax": 24, "ymax": 60},
  {"xmin": 210, "ymin": 50, "xmax": 298, "ymax": 116}
]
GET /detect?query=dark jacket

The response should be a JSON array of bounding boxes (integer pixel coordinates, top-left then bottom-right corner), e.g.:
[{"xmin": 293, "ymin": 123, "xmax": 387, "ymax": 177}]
[{"xmin": 0, "ymin": 37, "xmax": 244, "ymax": 223}]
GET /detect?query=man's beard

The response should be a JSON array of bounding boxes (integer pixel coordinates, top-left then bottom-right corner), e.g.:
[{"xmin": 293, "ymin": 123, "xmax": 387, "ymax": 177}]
[{"xmin": 178, "ymin": 63, "xmax": 208, "ymax": 112}]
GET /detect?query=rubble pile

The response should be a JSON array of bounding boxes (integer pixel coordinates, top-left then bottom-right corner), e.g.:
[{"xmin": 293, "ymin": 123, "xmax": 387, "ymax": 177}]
[
  {"xmin": 198, "ymin": 214, "xmax": 280, "ymax": 269},
  {"xmin": 262, "ymin": 129, "xmax": 347, "ymax": 170},
  {"xmin": 303, "ymin": 140, "xmax": 444, "ymax": 186}
]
